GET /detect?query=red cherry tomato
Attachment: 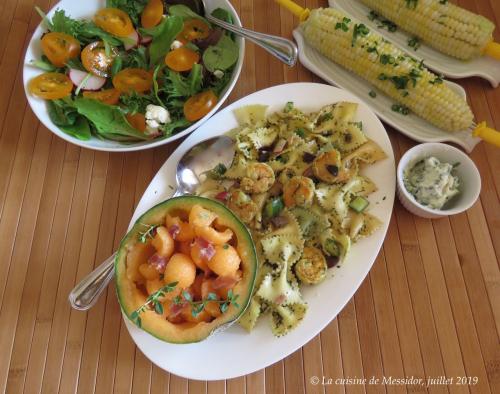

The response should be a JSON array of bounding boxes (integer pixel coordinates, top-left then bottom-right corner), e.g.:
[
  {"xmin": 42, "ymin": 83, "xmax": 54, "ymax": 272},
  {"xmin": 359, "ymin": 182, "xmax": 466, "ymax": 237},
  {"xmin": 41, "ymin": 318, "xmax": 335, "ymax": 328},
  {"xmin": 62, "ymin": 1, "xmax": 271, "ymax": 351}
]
[{"xmin": 81, "ymin": 41, "xmax": 118, "ymax": 77}]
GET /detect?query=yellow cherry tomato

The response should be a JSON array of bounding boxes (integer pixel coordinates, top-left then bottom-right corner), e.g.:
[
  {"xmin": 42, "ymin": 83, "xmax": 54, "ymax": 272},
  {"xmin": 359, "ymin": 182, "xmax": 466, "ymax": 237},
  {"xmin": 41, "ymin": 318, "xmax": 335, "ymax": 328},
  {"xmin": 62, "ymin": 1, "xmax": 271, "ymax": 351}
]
[
  {"xmin": 41, "ymin": 32, "xmax": 81, "ymax": 67},
  {"xmin": 28, "ymin": 72, "xmax": 73, "ymax": 100},
  {"xmin": 178, "ymin": 19, "xmax": 211, "ymax": 42},
  {"xmin": 126, "ymin": 113, "xmax": 147, "ymax": 132},
  {"xmin": 113, "ymin": 68, "xmax": 153, "ymax": 93},
  {"xmin": 94, "ymin": 8, "xmax": 134, "ymax": 37},
  {"xmin": 165, "ymin": 47, "xmax": 200, "ymax": 72},
  {"xmin": 82, "ymin": 88, "xmax": 121, "ymax": 105},
  {"xmin": 183, "ymin": 90, "xmax": 218, "ymax": 122},
  {"xmin": 141, "ymin": 0, "xmax": 164, "ymax": 28}
]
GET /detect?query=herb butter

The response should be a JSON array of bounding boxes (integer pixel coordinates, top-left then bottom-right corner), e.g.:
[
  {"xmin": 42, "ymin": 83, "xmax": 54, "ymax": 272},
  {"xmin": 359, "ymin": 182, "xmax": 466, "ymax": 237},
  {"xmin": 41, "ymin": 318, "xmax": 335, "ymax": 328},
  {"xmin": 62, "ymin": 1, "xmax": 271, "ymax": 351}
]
[{"xmin": 403, "ymin": 156, "xmax": 460, "ymax": 210}]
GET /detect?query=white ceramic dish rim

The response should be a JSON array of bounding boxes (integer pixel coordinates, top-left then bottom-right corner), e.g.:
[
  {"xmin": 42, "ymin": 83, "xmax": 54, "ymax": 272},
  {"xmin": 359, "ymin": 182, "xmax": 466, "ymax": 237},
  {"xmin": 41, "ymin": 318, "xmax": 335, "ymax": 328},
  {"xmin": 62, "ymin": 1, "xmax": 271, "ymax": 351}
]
[
  {"xmin": 330, "ymin": 0, "xmax": 500, "ymax": 88},
  {"xmin": 22, "ymin": 0, "xmax": 245, "ymax": 152},
  {"xmin": 121, "ymin": 82, "xmax": 396, "ymax": 381},
  {"xmin": 397, "ymin": 142, "xmax": 481, "ymax": 217}
]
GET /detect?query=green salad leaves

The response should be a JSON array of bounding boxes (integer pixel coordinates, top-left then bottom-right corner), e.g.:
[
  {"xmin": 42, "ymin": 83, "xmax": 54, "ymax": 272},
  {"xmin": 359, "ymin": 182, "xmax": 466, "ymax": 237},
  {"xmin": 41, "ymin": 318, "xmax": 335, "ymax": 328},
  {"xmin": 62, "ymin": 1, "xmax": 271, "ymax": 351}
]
[{"xmin": 31, "ymin": 2, "xmax": 240, "ymax": 143}]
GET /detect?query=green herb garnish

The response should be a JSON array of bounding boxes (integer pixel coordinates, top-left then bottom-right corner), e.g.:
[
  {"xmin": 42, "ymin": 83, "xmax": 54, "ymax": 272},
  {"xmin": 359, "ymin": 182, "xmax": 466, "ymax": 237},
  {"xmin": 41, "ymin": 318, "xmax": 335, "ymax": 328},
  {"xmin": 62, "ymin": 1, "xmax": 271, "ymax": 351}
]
[
  {"xmin": 391, "ymin": 104, "xmax": 410, "ymax": 115},
  {"xmin": 408, "ymin": 36, "xmax": 421, "ymax": 51},
  {"xmin": 352, "ymin": 24, "xmax": 370, "ymax": 47},
  {"xmin": 138, "ymin": 223, "xmax": 159, "ymax": 243},
  {"xmin": 130, "ymin": 282, "xmax": 178, "ymax": 328},
  {"xmin": 335, "ymin": 17, "xmax": 351, "ymax": 32}
]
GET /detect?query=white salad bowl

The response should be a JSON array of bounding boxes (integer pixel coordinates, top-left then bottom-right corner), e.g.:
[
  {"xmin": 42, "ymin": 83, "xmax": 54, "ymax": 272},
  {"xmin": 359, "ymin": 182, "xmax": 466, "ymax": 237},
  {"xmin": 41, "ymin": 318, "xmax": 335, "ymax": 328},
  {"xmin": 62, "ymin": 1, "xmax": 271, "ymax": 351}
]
[
  {"xmin": 23, "ymin": 0, "xmax": 244, "ymax": 152},
  {"xmin": 397, "ymin": 143, "xmax": 481, "ymax": 219}
]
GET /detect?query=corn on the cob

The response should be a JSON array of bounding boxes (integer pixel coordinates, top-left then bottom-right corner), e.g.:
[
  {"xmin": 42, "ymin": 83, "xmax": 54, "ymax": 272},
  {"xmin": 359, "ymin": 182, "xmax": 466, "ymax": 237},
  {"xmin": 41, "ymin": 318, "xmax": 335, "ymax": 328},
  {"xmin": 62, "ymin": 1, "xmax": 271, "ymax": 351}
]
[
  {"xmin": 359, "ymin": 0, "xmax": 495, "ymax": 60},
  {"xmin": 302, "ymin": 8, "xmax": 474, "ymax": 132}
]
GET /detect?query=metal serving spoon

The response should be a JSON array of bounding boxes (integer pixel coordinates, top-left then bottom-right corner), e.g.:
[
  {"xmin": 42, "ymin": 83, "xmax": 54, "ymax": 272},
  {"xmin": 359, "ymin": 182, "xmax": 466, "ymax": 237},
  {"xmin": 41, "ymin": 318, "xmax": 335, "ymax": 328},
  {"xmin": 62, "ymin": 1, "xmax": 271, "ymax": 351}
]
[
  {"xmin": 168, "ymin": 0, "xmax": 298, "ymax": 66},
  {"xmin": 68, "ymin": 136, "xmax": 235, "ymax": 311}
]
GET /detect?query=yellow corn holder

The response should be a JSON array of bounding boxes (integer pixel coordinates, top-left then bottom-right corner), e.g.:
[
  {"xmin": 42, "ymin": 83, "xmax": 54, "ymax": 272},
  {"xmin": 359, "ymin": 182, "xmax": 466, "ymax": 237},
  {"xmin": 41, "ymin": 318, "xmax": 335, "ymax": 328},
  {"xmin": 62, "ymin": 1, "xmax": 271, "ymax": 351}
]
[
  {"xmin": 276, "ymin": 0, "xmax": 500, "ymax": 148},
  {"xmin": 484, "ymin": 41, "xmax": 500, "ymax": 60}
]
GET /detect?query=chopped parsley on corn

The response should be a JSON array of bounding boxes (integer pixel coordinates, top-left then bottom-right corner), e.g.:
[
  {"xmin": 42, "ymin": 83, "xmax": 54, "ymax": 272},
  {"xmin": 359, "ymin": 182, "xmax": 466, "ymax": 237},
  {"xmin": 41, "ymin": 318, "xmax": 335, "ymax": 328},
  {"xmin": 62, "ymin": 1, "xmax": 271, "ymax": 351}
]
[
  {"xmin": 301, "ymin": 8, "xmax": 474, "ymax": 132},
  {"xmin": 359, "ymin": 0, "xmax": 495, "ymax": 60}
]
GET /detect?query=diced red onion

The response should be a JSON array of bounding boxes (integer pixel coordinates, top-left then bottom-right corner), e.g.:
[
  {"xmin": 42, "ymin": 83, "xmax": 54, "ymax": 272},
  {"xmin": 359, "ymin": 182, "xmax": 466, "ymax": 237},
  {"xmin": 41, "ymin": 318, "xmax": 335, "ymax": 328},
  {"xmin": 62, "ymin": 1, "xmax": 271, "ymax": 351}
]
[
  {"xmin": 148, "ymin": 253, "xmax": 167, "ymax": 272},
  {"xmin": 213, "ymin": 275, "xmax": 239, "ymax": 290},
  {"xmin": 274, "ymin": 294, "xmax": 286, "ymax": 305},
  {"xmin": 169, "ymin": 302, "xmax": 185, "ymax": 318},
  {"xmin": 168, "ymin": 224, "xmax": 180, "ymax": 240},
  {"xmin": 273, "ymin": 139, "xmax": 287, "ymax": 153},
  {"xmin": 215, "ymin": 191, "xmax": 229, "ymax": 202},
  {"xmin": 196, "ymin": 237, "xmax": 215, "ymax": 261}
]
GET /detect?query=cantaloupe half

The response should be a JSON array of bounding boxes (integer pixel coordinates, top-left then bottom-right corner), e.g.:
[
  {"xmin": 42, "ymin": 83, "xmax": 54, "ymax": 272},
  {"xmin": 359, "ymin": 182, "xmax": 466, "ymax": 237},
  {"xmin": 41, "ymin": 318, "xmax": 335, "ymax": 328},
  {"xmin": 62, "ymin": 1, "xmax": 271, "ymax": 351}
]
[{"xmin": 115, "ymin": 196, "xmax": 258, "ymax": 343}]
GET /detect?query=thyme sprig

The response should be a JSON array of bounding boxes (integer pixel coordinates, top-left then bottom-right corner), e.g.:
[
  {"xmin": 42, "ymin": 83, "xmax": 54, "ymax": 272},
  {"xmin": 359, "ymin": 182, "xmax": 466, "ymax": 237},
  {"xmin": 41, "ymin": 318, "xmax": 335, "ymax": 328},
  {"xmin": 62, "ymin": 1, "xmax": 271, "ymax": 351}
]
[
  {"xmin": 130, "ymin": 281, "xmax": 178, "ymax": 328},
  {"xmin": 174, "ymin": 289, "xmax": 240, "ymax": 317},
  {"xmin": 138, "ymin": 223, "xmax": 159, "ymax": 243}
]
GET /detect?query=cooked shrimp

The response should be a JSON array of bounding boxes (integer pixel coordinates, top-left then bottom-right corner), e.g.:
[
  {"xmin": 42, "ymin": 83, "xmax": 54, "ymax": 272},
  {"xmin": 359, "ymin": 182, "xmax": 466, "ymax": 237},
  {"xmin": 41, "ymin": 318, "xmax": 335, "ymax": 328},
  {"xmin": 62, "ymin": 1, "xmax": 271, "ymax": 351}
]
[
  {"xmin": 227, "ymin": 189, "xmax": 259, "ymax": 224},
  {"xmin": 295, "ymin": 246, "xmax": 327, "ymax": 285},
  {"xmin": 240, "ymin": 163, "xmax": 275, "ymax": 194},
  {"xmin": 283, "ymin": 176, "xmax": 315, "ymax": 208}
]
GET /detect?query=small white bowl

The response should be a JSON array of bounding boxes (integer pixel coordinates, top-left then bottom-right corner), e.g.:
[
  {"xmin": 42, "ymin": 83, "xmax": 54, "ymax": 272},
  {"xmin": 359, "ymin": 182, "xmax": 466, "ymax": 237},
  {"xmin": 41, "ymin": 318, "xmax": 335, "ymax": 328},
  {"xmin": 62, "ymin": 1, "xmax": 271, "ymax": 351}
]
[{"xmin": 397, "ymin": 143, "xmax": 481, "ymax": 219}]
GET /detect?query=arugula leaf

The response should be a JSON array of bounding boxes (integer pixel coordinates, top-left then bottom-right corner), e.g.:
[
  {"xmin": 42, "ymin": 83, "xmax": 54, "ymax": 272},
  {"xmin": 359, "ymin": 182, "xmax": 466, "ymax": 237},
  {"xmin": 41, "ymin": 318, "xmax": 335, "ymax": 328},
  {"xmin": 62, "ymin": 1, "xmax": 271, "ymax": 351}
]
[
  {"xmin": 106, "ymin": 0, "xmax": 148, "ymax": 26},
  {"xmin": 76, "ymin": 21, "xmax": 123, "ymax": 46},
  {"xmin": 202, "ymin": 34, "xmax": 239, "ymax": 72},
  {"xmin": 138, "ymin": 21, "xmax": 166, "ymax": 38},
  {"xmin": 119, "ymin": 92, "xmax": 156, "ymax": 115},
  {"xmin": 211, "ymin": 8, "xmax": 233, "ymax": 24},
  {"xmin": 209, "ymin": 69, "xmax": 232, "ymax": 96},
  {"xmin": 149, "ymin": 16, "xmax": 184, "ymax": 66},
  {"xmin": 161, "ymin": 118, "xmax": 191, "ymax": 137},
  {"xmin": 29, "ymin": 57, "xmax": 58, "ymax": 72},
  {"xmin": 47, "ymin": 99, "xmax": 92, "ymax": 140},
  {"xmin": 168, "ymin": 4, "xmax": 206, "ymax": 21},
  {"xmin": 60, "ymin": 117, "xmax": 92, "ymax": 140},
  {"xmin": 37, "ymin": 8, "xmax": 123, "ymax": 47},
  {"xmin": 51, "ymin": 9, "xmax": 80, "ymax": 35},
  {"xmin": 73, "ymin": 98, "xmax": 150, "ymax": 141},
  {"xmin": 164, "ymin": 63, "xmax": 203, "ymax": 97},
  {"xmin": 48, "ymin": 99, "xmax": 79, "ymax": 126},
  {"xmin": 152, "ymin": 65, "xmax": 166, "ymax": 107},
  {"xmin": 122, "ymin": 46, "xmax": 149, "ymax": 69}
]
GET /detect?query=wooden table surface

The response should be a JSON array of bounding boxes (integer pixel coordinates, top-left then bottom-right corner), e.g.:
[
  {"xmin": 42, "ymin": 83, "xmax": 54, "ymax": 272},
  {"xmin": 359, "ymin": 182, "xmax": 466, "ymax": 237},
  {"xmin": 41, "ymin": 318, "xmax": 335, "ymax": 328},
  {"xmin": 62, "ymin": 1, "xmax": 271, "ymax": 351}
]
[{"xmin": 1, "ymin": 0, "xmax": 499, "ymax": 393}]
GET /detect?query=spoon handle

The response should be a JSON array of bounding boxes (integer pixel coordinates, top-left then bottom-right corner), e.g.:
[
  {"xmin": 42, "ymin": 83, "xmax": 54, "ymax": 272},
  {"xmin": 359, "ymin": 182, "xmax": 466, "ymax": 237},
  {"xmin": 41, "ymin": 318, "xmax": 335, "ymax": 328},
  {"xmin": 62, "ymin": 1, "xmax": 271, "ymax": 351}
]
[
  {"xmin": 68, "ymin": 253, "xmax": 116, "ymax": 311},
  {"xmin": 206, "ymin": 15, "xmax": 298, "ymax": 66}
]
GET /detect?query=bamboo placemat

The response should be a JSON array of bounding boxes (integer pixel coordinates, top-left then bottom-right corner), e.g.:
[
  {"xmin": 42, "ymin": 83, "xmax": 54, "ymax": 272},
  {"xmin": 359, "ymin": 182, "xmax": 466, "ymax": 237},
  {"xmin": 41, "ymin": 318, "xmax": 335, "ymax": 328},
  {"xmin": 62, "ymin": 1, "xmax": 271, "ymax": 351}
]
[{"xmin": 0, "ymin": 1, "xmax": 499, "ymax": 393}]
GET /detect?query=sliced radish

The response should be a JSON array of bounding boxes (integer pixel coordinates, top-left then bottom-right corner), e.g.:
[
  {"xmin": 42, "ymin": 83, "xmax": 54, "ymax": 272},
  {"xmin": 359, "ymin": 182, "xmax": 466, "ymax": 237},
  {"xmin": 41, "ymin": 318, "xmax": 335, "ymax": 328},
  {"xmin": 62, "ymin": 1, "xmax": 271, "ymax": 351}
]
[
  {"xmin": 68, "ymin": 69, "xmax": 106, "ymax": 91},
  {"xmin": 124, "ymin": 30, "xmax": 139, "ymax": 51},
  {"xmin": 140, "ymin": 34, "xmax": 153, "ymax": 45}
]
